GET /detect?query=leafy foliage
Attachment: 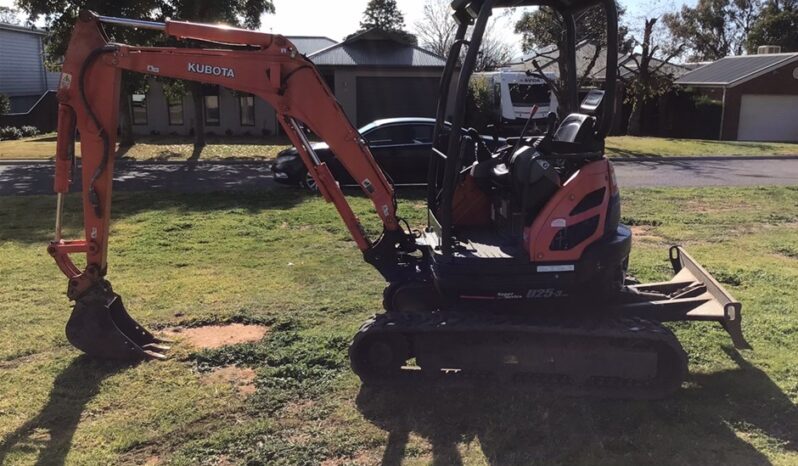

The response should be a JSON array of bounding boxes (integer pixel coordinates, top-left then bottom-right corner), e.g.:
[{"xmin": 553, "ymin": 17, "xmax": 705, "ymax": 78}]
[
  {"xmin": 19, "ymin": 126, "xmax": 40, "ymax": 137},
  {"xmin": 360, "ymin": 0, "xmax": 407, "ymax": 32},
  {"xmin": 351, "ymin": 0, "xmax": 417, "ymax": 44},
  {"xmin": 514, "ymin": 2, "xmax": 628, "ymax": 115},
  {"xmin": 0, "ymin": 94, "xmax": 10, "ymax": 115},
  {"xmin": 746, "ymin": 0, "xmax": 798, "ymax": 52},
  {"xmin": 0, "ymin": 127, "xmax": 23, "ymax": 141},
  {"xmin": 623, "ymin": 17, "xmax": 684, "ymax": 135},
  {"xmin": 0, "ymin": 6, "xmax": 23, "ymax": 24},
  {"xmin": 663, "ymin": 0, "xmax": 762, "ymax": 60}
]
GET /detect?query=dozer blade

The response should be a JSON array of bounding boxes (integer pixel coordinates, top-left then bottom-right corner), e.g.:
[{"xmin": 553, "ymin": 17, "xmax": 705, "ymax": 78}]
[
  {"xmin": 615, "ymin": 246, "xmax": 750, "ymax": 350},
  {"xmin": 66, "ymin": 284, "xmax": 169, "ymax": 360}
]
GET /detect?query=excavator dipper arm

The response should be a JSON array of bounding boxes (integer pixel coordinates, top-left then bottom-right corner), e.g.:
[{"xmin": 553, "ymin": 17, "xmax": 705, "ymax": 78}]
[{"xmin": 48, "ymin": 11, "xmax": 414, "ymax": 359}]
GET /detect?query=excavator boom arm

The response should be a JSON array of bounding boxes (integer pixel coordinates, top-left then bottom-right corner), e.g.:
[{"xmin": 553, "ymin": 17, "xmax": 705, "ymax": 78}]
[{"xmin": 50, "ymin": 12, "xmax": 407, "ymax": 302}]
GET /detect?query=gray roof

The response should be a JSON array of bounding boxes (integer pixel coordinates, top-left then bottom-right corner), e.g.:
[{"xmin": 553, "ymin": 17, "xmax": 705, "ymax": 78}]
[
  {"xmin": 0, "ymin": 22, "xmax": 46, "ymax": 35},
  {"xmin": 308, "ymin": 29, "xmax": 445, "ymax": 68},
  {"xmin": 675, "ymin": 53, "xmax": 798, "ymax": 87},
  {"xmin": 286, "ymin": 36, "xmax": 338, "ymax": 56},
  {"xmin": 511, "ymin": 41, "xmax": 690, "ymax": 81}
]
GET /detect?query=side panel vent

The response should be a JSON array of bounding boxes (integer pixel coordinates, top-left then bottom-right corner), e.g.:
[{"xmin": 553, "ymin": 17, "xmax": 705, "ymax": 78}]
[
  {"xmin": 550, "ymin": 215, "xmax": 600, "ymax": 251},
  {"xmin": 570, "ymin": 187, "xmax": 606, "ymax": 216}
]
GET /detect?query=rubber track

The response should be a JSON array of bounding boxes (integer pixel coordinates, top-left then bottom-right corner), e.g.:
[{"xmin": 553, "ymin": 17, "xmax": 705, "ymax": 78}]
[{"xmin": 350, "ymin": 311, "xmax": 688, "ymax": 399}]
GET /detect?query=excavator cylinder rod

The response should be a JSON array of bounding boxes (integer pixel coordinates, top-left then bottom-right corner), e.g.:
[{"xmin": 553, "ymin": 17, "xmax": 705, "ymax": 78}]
[
  {"xmin": 66, "ymin": 281, "xmax": 169, "ymax": 360},
  {"xmin": 96, "ymin": 15, "xmax": 166, "ymax": 31}
]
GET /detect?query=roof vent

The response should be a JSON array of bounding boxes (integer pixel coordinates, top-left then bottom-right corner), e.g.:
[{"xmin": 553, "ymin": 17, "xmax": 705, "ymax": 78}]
[{"xmin": 757, "ymin": 45, "xmax": 782, "ymax": 54}]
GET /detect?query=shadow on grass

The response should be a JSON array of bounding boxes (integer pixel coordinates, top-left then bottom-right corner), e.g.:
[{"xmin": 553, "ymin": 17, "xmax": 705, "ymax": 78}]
[
  {"xmin": 0, "ymin": 185, "xmax": 317, "ymax": 245},
  {"xmin": 0, "ymin": 356, "xmax": 129, "ymax": 466},
  {"xmin": 357, "ymin": 348, "xmax": 796, "ymax": 465}
]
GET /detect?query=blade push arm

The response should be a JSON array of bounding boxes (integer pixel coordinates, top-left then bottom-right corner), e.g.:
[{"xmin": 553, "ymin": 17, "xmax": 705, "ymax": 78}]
[{"xmin": 50, "ymin": 12, "xmax": 413, "ymax": 299}]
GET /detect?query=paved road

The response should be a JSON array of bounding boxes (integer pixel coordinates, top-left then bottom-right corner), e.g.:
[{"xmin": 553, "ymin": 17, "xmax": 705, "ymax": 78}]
[{"xmin": 1, "ymin": 158, "xmax": 797, "ymax": 196}]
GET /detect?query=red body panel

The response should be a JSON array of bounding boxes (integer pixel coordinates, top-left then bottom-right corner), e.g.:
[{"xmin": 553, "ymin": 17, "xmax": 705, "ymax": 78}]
[{"xmin": 524, "ymin": 159, "xmax": 612, "ymax": 262}]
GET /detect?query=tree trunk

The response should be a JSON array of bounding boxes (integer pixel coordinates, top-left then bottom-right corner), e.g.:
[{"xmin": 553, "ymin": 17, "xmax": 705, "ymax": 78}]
[
  {"xmin": 118, "ymin": 91, "xmax": 135, "ymax": 147},
  {"xmin": 191, "ymin": 82, "xmax": 205, "ymax": 149},
  {"xmin": 627, "ymin": 99, "xmax": 643, "ymax": 136}
]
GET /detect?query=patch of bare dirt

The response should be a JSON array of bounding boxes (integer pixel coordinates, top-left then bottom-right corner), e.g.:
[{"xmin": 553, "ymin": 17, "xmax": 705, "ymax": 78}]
[
  {"xmin": 202, "ymin": 366, "xmax": 257, "ymax": 397},
  {"xmin": 631, "ymin": 225, "xmax": 664, "ymax": 242},
  {"xmin": 161, "ymin": 323, "xmax": 268, "ymax": 349},
  {"xmin": 320, "ymin": 451, "xmax": 381, "ymax": 466}
]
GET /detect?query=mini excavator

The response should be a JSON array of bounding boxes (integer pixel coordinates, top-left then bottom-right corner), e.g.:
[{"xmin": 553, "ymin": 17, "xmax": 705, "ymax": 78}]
[{"xmin": 49, "ymin": 1, "xmax": 749, "ymax": 399}]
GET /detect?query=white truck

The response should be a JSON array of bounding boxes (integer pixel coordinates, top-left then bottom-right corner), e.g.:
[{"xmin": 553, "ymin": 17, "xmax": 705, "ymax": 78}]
[{"xmin": 472, "ymin": 70, "xmax": 558, "ymax": 134}]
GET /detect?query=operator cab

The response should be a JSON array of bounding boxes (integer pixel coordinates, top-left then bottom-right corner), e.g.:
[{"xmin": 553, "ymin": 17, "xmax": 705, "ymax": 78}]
[{"xmin": 421, "ymin": 0, "xmax": 629, "ymax": 305}]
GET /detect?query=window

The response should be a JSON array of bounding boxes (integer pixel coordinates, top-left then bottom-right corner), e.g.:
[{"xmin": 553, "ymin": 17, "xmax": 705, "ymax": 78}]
[
  {"xmin": 130, "ymin": 94, "xmax": 147, "ymax": 125},
  {"xmin": 167, "ymin": 96, "xmax": 183, "ymax": 126},
  {"xmin": 239, "ymin": 94, "xmax": 255, "ymax": 126},
  {"xmin": 203, "ymin": 86, "xmax": 220, "ymax": 126},
  {"xmin": 364, "ymin": 125, "xmax": 413, "ymax": 146},
  {"xmin": 508, "ymin": 83, "xmax": 550, "ymax": 106},
  {"xmin": 409, "ymin": 124, "xmax": 434, "ymax": 143}
]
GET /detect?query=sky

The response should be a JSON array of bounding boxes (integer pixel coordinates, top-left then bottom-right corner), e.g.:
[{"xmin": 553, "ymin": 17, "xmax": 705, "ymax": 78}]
[{"xmin": 1, "ymin": 0, "xmax": 697, "ymax": 56}]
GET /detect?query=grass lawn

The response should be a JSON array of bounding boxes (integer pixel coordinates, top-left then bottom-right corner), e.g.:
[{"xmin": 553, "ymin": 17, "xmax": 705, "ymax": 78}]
[
  {"xmin": 0, "ymin": 133, "xmax": 292, "ymax": 162},
  {"xmin": 2, "ymin": 133, "xmax": 798, "ymax": 162},
  {"xmin": 1, "ymin": 186, "xmax": 797, "ymax": 465},
  {"xmin": 606, "ymin": 136, "xmax": 798, "ymax": 158}
]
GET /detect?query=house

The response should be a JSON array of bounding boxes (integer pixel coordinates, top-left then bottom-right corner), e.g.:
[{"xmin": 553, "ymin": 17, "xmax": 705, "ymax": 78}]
[
  {"xmin": 131, "ymin": 28, "xmax": 448, "ymax": 136},
  {"xmin": 510, "ymin": 41, "xmax": 691, "ymax": 134},
  {"xmin": 675, "ymin": 49, "xmax": 798, "ymax": 142},
  {"xmin": 0, "ymin": 22, "xmax": 59, "ymax": 112}
]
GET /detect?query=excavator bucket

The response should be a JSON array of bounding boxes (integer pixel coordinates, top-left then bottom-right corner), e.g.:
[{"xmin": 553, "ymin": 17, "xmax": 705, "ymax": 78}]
[{"xmin": 66, "ymin": 286, "xmax": 169, "ymax": 360}]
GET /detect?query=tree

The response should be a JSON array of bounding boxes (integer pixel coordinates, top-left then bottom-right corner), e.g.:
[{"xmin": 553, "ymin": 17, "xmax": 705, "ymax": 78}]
[
  {"xmin": 351, "ymin": 0, "xmax": 416, "ymax": 43},
  {"xmin": 663, "ymin": 0, "xmax": 761, "ymax": 61},
  {"xmin": 514, "ymin": 2, "xmax": 627, "ymax": 116},
  {"xmin": 413, "ymin": 0, "xmax": 514, "ymax": 71},
  {"xmin": 0, "ymin": 6, "xmax": 23, "ymax": 24},
  {"xmin": 746, "ymin": 0, "xmax": 798, "ymax": 52},
  {"xmin": 360, "ymin": 0, "xmax": 407, "ymax": 31},
  {"xmin": 623, "ymin": 16, "xmax": 685, "ymax": 135}
]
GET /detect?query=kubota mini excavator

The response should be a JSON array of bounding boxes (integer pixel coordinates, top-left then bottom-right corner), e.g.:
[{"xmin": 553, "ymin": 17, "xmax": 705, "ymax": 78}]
[{"xmin": 49, "ymin": 1, "xmax": 749, "ymax": 398}]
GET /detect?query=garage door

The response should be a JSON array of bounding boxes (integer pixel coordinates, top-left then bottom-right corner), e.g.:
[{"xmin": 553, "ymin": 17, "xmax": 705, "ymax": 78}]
[
  {"xmin": 738, "ymin": 94, "xmax": 798, "ymax": 142},
  {"xmin": 356, "ymin": 77, "xmax": 440, "ymax": 126}
]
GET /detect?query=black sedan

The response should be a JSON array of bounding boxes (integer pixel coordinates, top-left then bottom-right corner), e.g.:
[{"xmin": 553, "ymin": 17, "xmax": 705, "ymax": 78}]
[{"xmin": 272, "ymin": 117, "xmax": 502, "ymax": 191}]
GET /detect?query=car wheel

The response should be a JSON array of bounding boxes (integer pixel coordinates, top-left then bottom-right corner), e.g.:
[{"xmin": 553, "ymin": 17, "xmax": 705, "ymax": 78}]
[{"xmin": 301, "ymin": 170, "xmax": 319, "ymax": 192}]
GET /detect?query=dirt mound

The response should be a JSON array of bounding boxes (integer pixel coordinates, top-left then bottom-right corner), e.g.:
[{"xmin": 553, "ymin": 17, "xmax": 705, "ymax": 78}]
[
  {"xmin": 161, "ymin": 323, "xmax": 268, "ymax": 349},
  {"xmin": 202, "ymin": 366, "xmax": 257, "ymax": 396}
]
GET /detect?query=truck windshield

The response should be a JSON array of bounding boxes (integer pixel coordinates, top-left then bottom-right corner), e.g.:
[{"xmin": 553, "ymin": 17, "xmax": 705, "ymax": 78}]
[{"xmin": 509, "ymin": 83, "xmax": 550, "ymax": 106}]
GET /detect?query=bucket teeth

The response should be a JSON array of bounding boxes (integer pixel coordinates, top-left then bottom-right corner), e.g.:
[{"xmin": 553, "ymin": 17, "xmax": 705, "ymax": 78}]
[
  {"xmin": 142, "ymin": 343, "xmax": 171, "ymax": 352},
  {"xmin": 143, "ymin": 349, "xmax": 169, "ymax": 360},
  {"xmin": 65, "ymin": 283, "xmax": 168, "ymax": 361}
]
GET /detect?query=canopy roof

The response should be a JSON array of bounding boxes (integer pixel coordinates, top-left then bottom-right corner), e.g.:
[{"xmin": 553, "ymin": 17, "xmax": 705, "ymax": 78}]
[{"xmin": 452, "ymin": 0, "xmax": 610, "ymax": 12}]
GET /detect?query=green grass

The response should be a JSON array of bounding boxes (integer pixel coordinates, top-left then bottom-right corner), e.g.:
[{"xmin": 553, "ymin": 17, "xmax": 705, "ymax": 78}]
[
  {"xmin": 606, "ymin": 136, "xmax": 798, "ymax": 158},
  {"xmin": 1, "ymin": 187, "xmax": 797, "ymax": 465},
  {"xmin": 0, "ymin": 133, "xmax": 291, "ymax": 161},
  {"xmin": 3, "ymin": 133, "xmax": 797, "ymax": 161}
]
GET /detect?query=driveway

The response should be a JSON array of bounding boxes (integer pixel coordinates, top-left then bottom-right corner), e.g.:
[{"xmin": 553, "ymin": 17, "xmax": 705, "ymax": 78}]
[{"xmin": 1, "ymin": 158, "xmax": 797, "ymax": 196}]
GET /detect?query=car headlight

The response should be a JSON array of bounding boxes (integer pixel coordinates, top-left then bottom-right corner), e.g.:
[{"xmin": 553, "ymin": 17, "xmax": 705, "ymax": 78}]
[{"xmin": 273, "ymin": 171, "xmax": 289, "ymax": 179}]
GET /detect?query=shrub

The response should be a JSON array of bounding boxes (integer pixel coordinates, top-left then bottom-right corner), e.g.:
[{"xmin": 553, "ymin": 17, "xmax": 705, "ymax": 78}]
[
  {"xmin": 0, "ymin": 126, "xmax": 23, "ymax": 140},
  {"xmin": 19, "ymin": 126, "xmax": 39, "ymax": 137},
  {"xmin": 0, "ymin": 94, "xmax": 10, "ymax": 115}
]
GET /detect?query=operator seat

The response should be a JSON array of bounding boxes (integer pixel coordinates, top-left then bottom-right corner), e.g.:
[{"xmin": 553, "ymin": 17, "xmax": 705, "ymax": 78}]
[{"xmin": 552, "ymin": 89, "xmax": 606, "ymax": 145}]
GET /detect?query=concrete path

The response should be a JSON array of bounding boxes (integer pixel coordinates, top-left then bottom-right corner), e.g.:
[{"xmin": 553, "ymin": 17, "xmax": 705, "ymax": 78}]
[{"xmin": 1, "ymin": 158, "xmax": 797, "ymax": 196}]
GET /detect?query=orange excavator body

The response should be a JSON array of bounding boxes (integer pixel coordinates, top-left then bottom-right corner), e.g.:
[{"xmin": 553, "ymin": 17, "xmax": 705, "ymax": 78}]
[{"xmin": 47, "ymin": 5, "xmax": 747, "ymax": 398}]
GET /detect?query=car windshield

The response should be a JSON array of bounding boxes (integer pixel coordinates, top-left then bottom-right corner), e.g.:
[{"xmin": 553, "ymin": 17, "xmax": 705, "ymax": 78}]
[{"xmin": 509, "ymin": 83, "xmax": 550, "ymax": 106}]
